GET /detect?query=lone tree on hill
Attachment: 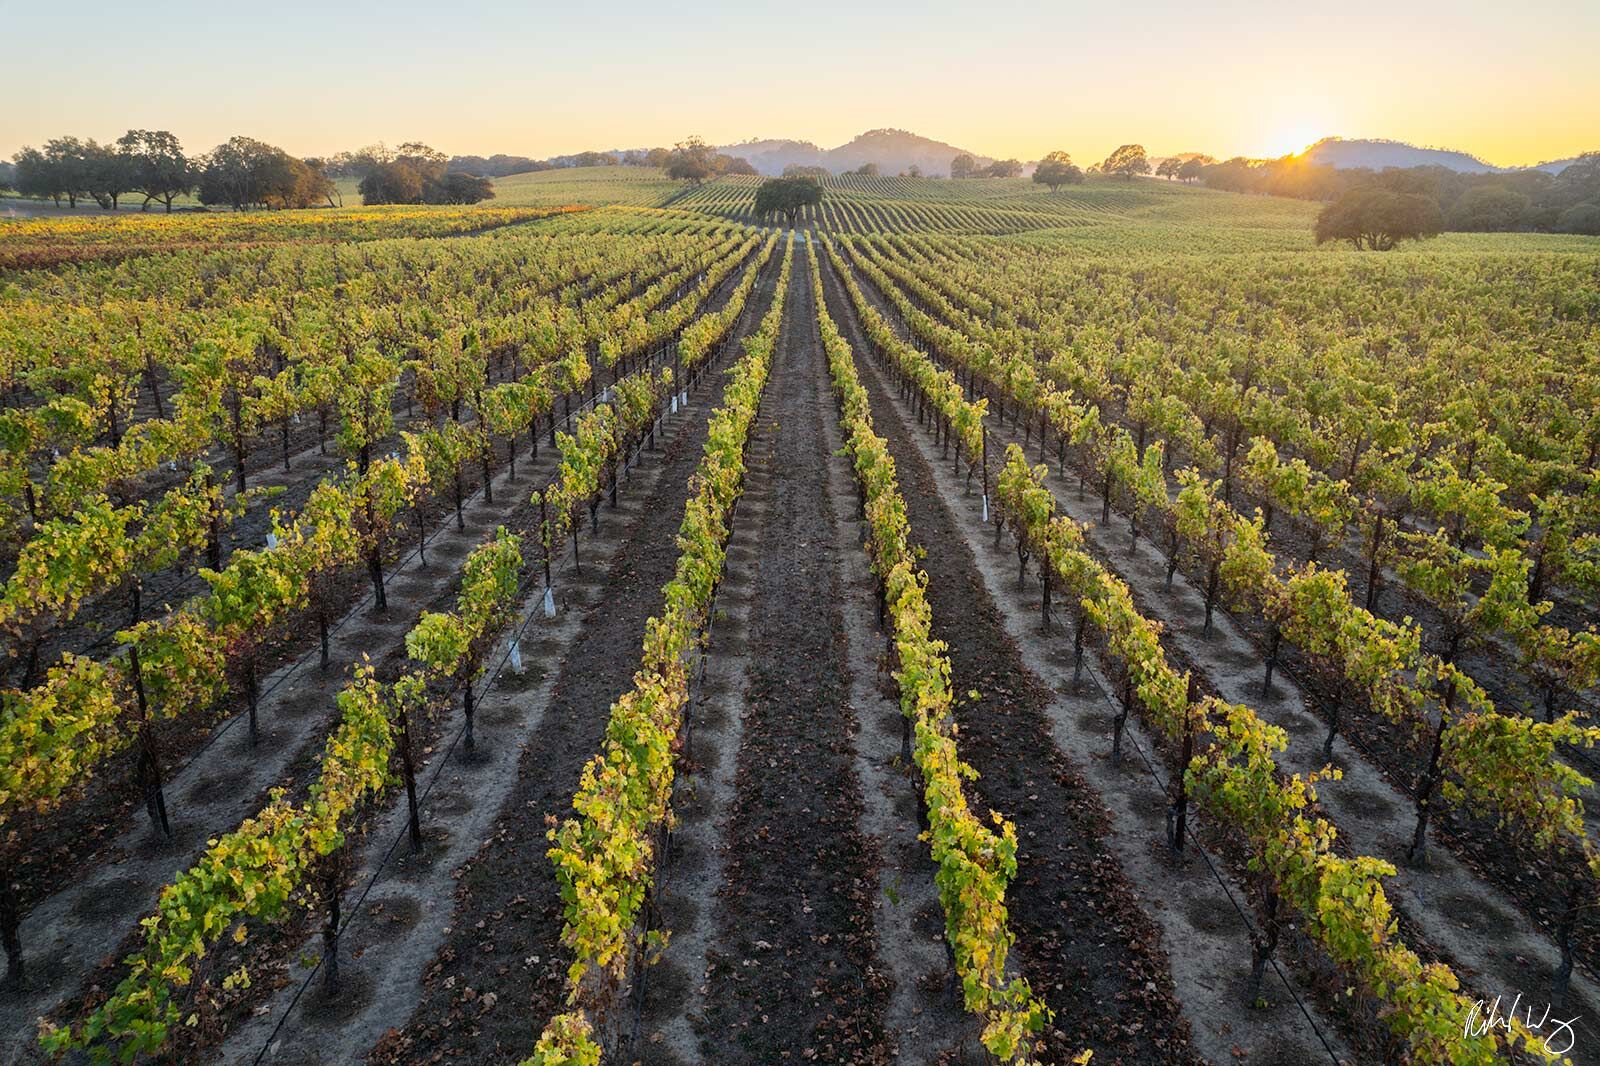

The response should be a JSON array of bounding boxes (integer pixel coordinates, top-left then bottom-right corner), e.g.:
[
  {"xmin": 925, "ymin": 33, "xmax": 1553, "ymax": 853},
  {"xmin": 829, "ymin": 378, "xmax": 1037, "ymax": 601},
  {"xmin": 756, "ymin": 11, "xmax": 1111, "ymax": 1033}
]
[
  {"xmin": 667, "ymin": 136, "xmax": 718, "ymax": 183},
  {"xmin": 754, "ymin": 177, "xmax": 823, "ymax": 223},
  {"xmin": 1314, "ymin": 185, "xmax": 1443, "ymax": 250},
  {"xmin": 950, "ymin": 153, "xmax": 977, "ymax": 179},
  {"xmin": 1033, "ymin": 150, "xmax": 1084, "ymax": 191},
  {"xmin": 1101, "ymin": 144, "xmax": 1151, "ymax": 180}
]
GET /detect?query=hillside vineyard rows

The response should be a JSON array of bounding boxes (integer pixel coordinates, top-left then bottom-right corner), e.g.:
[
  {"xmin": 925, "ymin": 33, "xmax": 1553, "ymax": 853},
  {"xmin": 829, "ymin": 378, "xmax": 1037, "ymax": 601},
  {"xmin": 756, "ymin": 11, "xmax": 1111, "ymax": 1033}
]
[{"xmin": 0, "ymin": 169, "xmax": 1597, "ymax": 1066}]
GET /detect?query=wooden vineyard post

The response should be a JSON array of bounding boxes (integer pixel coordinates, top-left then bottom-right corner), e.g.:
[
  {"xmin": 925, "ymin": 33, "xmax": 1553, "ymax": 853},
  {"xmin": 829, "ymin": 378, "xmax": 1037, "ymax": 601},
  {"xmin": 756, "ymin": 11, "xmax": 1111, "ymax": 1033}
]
[
  {"xmin": 1322, "ymin": 683, "xmax": 1343, "ymax": 759},
  {"xmin": 0, "ymin": 870, "xmax": 20, "ymax": 986},
  {"xmin": 1364, "ymin": 511, "xmax": 1386, "ymax": 612},
  {"xmin": 1407, "ymin": 673, "xmax": 1455, "ymax": 867},
  {"xmin": 1201, "ymin": 561, "xmax": 1220, "ymax": 638},
  {"xmin": 1168, "ymin": 676, "xmax": 1199, "ymax": 854},
  {"xmin": 368, "ymin": 549, "xmax": 387, "ymax": 613},
  {"xmin": 364, "ymin": 488, "xmax": 387, "ymax": 613},
  {"xmin": 540, "ymin": 494, "xmax": 552, "ymax": 589},
  {"xmin": 129, "ymin": 646, "xmax": 173, "ymax": 838},
  {"xmin": 1552, "ymin": 875, "xmax": 1584, "ymax": 1011},
  {"xmin": 1072, "ymin": 606, "xmax": 1087, "ymax": 686},
  {"xmin": 321, "ymin": 862, "xmax": 342, "ymax": 995},
  {"xmin": 980, "ymin": 430, "xmax": 989, "ymax": 516},
  {"xmin": 481, "ymin": 442, "xmax": 494, "ymax": 506},
  {"xmin": 1262, "ymin": 622, "xmax": 1282, "ymax": 698},
  {"xmin": 1041, "ymin": 564, "xmax": 1052, "ymax": 632},
  {"xmin": 1246, "ymin": 888, "xmax": 1281, "ymax": 1007},
  {"xmin": 398, "ymin": 700, "xmax": 422, "ymax": 853},
  {"xmin": 1113, "ymin": 672, "xmax": 1132, "ymax": 766},
  {"xmin": 454, "ymin": 467, "xmax": 466, "ymax": 533},
  {"xmin": 245, "ymin": 657, "xmax": 260, "ymax": 746}
]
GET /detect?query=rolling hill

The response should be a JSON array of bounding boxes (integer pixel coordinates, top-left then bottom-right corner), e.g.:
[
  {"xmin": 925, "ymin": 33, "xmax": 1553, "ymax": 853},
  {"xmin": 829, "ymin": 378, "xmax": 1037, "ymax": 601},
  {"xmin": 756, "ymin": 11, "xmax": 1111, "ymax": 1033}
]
[
  {"xmin": 718, "ymin": 128, "xmax": 993, "ymax": 176},
  {"xmin": 1299, "ymin": 137, "xmax": 1589, "ymax": 174}
]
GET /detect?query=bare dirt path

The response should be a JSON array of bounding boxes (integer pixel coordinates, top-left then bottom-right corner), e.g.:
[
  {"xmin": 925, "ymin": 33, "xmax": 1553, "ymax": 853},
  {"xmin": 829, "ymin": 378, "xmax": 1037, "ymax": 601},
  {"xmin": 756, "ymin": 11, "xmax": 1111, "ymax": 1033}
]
[
  {"xmin": 638, "ymin": 238, "xmax": 976, "ymax": 1066},
  {"xmin": 672, "ymin": 244, "xmax": 889, "ymax": 1065}
]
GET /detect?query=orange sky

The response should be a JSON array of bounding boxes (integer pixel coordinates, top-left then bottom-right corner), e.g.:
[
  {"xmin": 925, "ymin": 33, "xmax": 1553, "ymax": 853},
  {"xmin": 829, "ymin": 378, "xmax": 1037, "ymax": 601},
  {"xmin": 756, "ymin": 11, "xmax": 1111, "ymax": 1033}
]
[{"xmin": 5, "ymin": 0, "xmax": 1596, "ymax": 166}]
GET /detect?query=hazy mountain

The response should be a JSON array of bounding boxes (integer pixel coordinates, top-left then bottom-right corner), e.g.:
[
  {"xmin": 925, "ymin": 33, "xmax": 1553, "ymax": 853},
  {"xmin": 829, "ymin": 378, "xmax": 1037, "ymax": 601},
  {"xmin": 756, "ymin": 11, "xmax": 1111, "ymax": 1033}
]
[
  {"xmin": 1526, "ymin": 155, "xmax": 1589, "ymax": 175},
  {"xmin": 717, "ymin": 128, "xmax": 992, "ymax": 177},
  {"xmin": 1297, "ymin": 137, "xmax": 1588, "ymax": 175},
  {"xmin": 716, "ymin": 138, "xmax": 826, "ymax": 174}
]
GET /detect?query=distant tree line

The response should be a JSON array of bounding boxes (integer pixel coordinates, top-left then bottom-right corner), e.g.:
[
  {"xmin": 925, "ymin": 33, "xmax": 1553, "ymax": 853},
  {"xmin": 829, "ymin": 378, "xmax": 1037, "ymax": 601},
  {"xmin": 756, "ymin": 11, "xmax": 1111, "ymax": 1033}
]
[
  {"xmin": 9, "ymin": 130, "xmax": 343, "ymax": 211},
  {"xmin": 442, "ymin": 154, "xmax": 550, "ymax": 178},
  {"xmin": 1154, "ymin": 155, "xmax": 1215, "ymax": 182},
  {"xmin": 1194, "ymin": 152, "xmax": 1600, "ymax": 235},
  {"xmin": 950, "ymin": 153, "xmax": 1023, "ymax": 179},
  {"xmin": 656, "ymin": 137, "xmax": 757, "ymax": 183},
  {"xmin": 351, "ymin": 143, "xmax": 494, "ymax": 205},
  {"xmin": 405, "ymin": 140, "xmax": 758, "ymax": 183}
]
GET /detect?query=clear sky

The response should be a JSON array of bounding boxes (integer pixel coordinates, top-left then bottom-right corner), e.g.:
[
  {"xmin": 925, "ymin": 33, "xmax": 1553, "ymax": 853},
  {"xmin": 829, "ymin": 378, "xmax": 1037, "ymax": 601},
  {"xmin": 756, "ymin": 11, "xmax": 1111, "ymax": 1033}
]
[{"xmin": 5, "ymin": 0, "xmax": 1596, "ymax": 166}]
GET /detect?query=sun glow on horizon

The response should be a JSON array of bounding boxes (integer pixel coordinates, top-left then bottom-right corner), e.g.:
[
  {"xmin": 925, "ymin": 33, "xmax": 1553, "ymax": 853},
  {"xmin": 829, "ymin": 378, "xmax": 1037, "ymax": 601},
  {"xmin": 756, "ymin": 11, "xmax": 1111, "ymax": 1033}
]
[
  {"xmin": 1260, "ymin": 126, "xmax": 1326, "ymax": 161},
  {"xmin": 1, "ymin": 2, "xmax": 1595, "ymax": 169}
]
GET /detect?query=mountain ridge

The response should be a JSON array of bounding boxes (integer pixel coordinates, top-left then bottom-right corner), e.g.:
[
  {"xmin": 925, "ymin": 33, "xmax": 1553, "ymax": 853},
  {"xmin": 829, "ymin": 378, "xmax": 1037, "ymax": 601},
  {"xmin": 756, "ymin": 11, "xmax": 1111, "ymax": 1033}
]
[
  {"xmin": 1299, "ymin": 137, "xmax": 1588, "ymax": 174},
  {"xmin": 545, "ymin": 130, "xmax": 1589, "ymax": 179},
  {"xmin": 715, "ymin": 128, "xmax": 994, "ymax": 177}
]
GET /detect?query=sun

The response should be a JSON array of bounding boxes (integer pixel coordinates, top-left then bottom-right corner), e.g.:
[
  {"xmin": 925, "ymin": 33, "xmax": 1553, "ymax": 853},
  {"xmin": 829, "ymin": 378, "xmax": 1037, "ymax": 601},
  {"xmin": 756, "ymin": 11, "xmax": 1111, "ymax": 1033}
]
[{"xmin": 1265, "ymin": 126, "xmax": 1325, "ymax": 159}]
